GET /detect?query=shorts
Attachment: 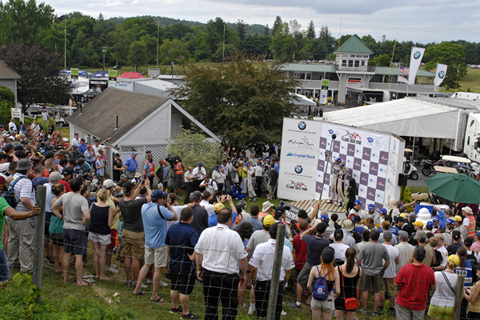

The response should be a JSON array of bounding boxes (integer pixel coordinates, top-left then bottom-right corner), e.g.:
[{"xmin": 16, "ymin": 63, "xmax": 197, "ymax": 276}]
[
  {"xmin": 44, "ymin": 212, "xmax": 52, "ymax": 236},
  {"xmin": 50, "ymin": 232, "xmax": 64, "ymax": 246},
  {"xmin": 380, "ymin": 278, "xmax": 396, "ymax": 297},
  {"xmin": 121, "ymin": 229, "xmax": 145, "ymax": 259},
  {"xmin": 169, "ymin": 272, "xmax": 196, "ymax": 295},
  {"xmin": 88, "ymin": 232, "xmax": 111, "ymax": 246},
  {"xmin": 63, "ymin": 229, "xmax": 86, "ymax": 255},
  {"xmin": 174, "ymin": 175, "xmax": 182, "ymax": 189},
  {"xmin": 396, "ymin": 303, "xmax": 425, "ymax": 320},
  {"xmin": 297, "ymin": 262, "xmax": 313, "ymax": 288},
  {"xmin": 427, "ymin": 304, "xmax": 454, "ymax": 319},
  {"xmin": 311, "ymin": 292, "xmax": 335, "ymax": 312},
  {"xmin": 359, "ymin": 273, "xmax": 383, "ymax": 293},
  {"xmin": 109, "ymin": 229, "xmax": 118, "ymax": 249},
  {"xmin": 0, "ymin": 248, "xmax": 11, "ymax": 282},
  {"xmin": 144, "ymin": 246, "xmax": 167, "ymax": 268}
]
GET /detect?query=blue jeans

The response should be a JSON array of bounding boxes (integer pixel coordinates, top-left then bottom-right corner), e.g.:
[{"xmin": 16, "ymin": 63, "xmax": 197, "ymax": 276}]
[{"xmin": 0, "ymin": 248, "xmax": 11, "ymax": 282}]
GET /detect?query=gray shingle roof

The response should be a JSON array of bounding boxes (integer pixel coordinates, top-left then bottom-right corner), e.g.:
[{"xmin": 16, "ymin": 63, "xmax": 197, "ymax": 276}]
[
  {"xmin": 67, "ymin": 88, "xmax": 170, "ymax": 144},
  {"xmin": 280, "ymin": 63, "xmax": 336, "ymax": 72},
  {"xmin": 374, "ymin": 66, "xmax": 435, "ymax": 77},
  {"xmin": 0, "ymin": 60, "xmax": 21, "ymax": 79}
]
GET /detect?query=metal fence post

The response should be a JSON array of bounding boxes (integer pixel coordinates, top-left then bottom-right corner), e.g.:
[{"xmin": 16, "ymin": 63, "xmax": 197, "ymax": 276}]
[
  {"xmin": 266, "ymin": 223, "xmax": 286, "ymax": 320},
  {"xmin": 32, "ymin": 186, "xmax": 46, "ymax": 288},
  {"xmin": 454, "ymin": 274, "xmax": 465, "ymax": 320}
]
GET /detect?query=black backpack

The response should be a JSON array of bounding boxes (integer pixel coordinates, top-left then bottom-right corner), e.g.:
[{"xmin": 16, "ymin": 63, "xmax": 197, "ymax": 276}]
[{"xmin": 2, "ymin": 176, "xmax": 29, "ymax": 208}]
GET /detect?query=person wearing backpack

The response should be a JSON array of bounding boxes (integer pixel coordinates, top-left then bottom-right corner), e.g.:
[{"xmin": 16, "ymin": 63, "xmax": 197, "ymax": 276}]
[
  {"xmin": 6, "ymin": 159, "xmax": 36, "ymax": 274},
  {"xmin": 427, "ymin": 254, "xmax": 459, "ymax": 320},
  {"xmin": 307, "ymin": 246, "xmax": 340, "ymax": 320}
]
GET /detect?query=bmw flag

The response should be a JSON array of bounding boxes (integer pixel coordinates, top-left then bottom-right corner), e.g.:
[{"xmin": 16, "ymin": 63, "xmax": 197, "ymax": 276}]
[
  {"xmin": 434, "ymin": 63, "xmax": 448, "ymax": 86},
  {"xmin": 408, "ymin": 47, "xmax": 425, "ymax": 85}
]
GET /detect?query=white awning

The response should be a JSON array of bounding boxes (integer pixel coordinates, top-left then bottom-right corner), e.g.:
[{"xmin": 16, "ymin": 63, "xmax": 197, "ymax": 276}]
[
  {"xmin": 323, "ymin": 97, "xmax": 462, "ymax": 139},
  {"xmin": 291, "ymin": 93, "xmax": 316, "ymax": 106}
]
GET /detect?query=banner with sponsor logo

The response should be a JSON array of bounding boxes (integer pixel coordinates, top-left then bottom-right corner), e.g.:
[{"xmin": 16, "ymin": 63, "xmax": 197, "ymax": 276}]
[
  {"xmin": 279, "ymin": 118, "xmax": 403, "ymax": 209},
  {"xmin": 434, "ymin": 63, "xmax": 448, "ymax": 87},
  {"xmin": 278, "ymin": 118, "xmax": 321, "ymax": 200},
  {"xmin": 408, "ymin": 47, "xmax": 425, "ymax": 85}
]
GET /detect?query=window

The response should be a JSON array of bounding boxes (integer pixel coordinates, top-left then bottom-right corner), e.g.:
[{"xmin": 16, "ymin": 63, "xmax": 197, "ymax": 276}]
[
  {"xmin": 342, "ymin": 60, "xmax": 347, "ymax": 67},
  {"xmin": 306, "ymin": 72, "xmax": 312, "ymax": 80},
  {"xmin": 294, "ymin": 73, "xmax": 305, "ymax": 79},
  {"xmin": 361, "ymin": 60, "xmax": 365, "ymax": 66},
  {"xmin": 355, "ymin": 60, "xmax": 360, "ymax": 67},
  {"xmin": 348, "ymin": 60, "xmax": 353, "ymax": 67}
]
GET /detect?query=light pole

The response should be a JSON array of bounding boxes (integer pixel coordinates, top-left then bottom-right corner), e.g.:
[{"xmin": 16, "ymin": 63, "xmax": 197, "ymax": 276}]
[
  {"xmin": 102, "ymin": 47, "xmax": 107, "ymax": 71},
  {"xmin": 171, "ymin": 61, "xmax": 174, "ymax": 79}
]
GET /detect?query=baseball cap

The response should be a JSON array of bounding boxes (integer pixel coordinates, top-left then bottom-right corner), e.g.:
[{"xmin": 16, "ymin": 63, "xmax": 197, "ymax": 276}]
[
  {"xmin": 49, "ymin": 171, "xmax": 64, "ymax": 182},
  {"xmin": 452, "ymin": 230, "xmax": 461, "ymax": 240},
  {"xmin": 131, "ymin": 152, "xmax": 137, "ymax": 155},
  {"xmin": 400, "ymin": 213, "xmax": 407, "ymax": 219},
  {"xmin": 463, "ymin": 207, "xmax": 473, "ymax": 215},
  {"xmin": 213, "ymin": 202, "xmax": 225, "ymax": 213},
  {"xmin": 438, "ymin": 222, "xmax": 446, "ymax": 230},
  {"xmin": 447, "ymin": 254, "xmax": 460, "ymax": 266},
  {"xmin": 380, "ymin": 208, "xmax": 387, "ymax": 215},
  {"xmin": 368, "ymin": 204, "xmax": 375, "ymax": 210},
  {"xmin": 335, "ymin": 158, "xmax": 342, "ymax": 163},
  {"xmin": 320, "ymin": 214, "xmax": 329, "ymax": 222},
  {"xmin": 198, "ymin": 162, "xmax": 202, "ymax": 167},
  {"xmin": 123, "ymin": 181, "xmax": 135, "ymax": 192},
  {"xmin": 103, "ymin": 179, "xmax": 116, "ymax": 189},
  {"xmin": 273, "ymin": 206, "xmax": 285, "ymax": 218},
  {"xmin": 397, "ymin": 216, "xmax": 405, "ymax": 223},
  {"xmin": 354, "ymin": 200, "xmax": 363, "ymax": 206},
  {"xmin": 412, "ymin": 221, "xmax": 424, "ymax": 227},
  {"xmin": 263, "ymin": 215, "xmax": 275, "ymax": 227},
  {"xmin": 446, "ymin": 218, "xmax": 455, "ymax": 225},
  {"xmin": 62, "ymin": 167, "xmax": 74, "ymax": 176},
  {"xmin": 151, "ymin": 189, "xmax": 168, "ymax": 201},
  {"xmin": 426, "ymin": 221, "xmax": 434, "ymax": 229},
  {"xmin": 453, "ymin": 215, "xmax": 463, "ymax": 222},
  {"xmin": 432, "ymin": 217, "xmax": 439, "ymax": 223}
]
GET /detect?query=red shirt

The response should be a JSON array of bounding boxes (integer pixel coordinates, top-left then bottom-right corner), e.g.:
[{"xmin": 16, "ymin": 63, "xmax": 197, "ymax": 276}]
[
  {"xmin": 292, "ymin": 233, "xmax": 308, "ymax": 271},
  {"xmin": 395, "ymin": 263, "xmax": 435, "ymax": 311},
  {"xmin": 60, "ymin": 179, "xmax": 72, "ymax": 193}
]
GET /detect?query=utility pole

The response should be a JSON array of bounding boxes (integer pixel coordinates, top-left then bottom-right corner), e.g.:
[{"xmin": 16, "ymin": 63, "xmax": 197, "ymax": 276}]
[
  {"xmin": 156, "ymin": 18, "xmax": 159, "ymax": 69},
  {"xmin": 64, "ymin": 18, "xmax": 67, "ymax": 70}
]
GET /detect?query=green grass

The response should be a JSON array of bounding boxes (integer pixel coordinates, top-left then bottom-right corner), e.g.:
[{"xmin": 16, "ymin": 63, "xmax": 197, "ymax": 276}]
[{"xmin": 458, "ymin": 68, "xmax": 480, "ymax": 92}]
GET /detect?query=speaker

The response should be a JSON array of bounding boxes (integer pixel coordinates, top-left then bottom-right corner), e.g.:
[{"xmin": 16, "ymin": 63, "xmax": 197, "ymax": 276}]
[{"xmin": 398, "ymin": 174, "xmax": 408, "ymax": 187}]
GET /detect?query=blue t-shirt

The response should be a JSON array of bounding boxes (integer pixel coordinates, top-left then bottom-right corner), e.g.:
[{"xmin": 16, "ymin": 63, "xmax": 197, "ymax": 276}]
[
  {"xmin": 78, "ymin": 144, "xmax": 87, "ymax": 155},
  {"xmin": 124, "ymin": 157, "xmax": 138, "ymax": 172},
  {"xmin": 437, "ymin": 209, "xmax": 447, "ymax": 225},
  {"xmin": 208, "ymin": 211, "xmax": 237, "ymax": 228},
  {"xmin": 141, "ymin": 203, "xmax": 174, "ymax": 248},
  {"xmin": 233, "ymin": 217, "xmax": 263, "ymax": 231},
  {"xmin": 165, "ymin": 222, "xmax": 199, "ymax": 274}
]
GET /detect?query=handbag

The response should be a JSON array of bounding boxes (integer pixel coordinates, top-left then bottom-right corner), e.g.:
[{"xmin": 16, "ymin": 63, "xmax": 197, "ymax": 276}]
[{"xmin": 340, "ymin": 266, "xmax": 359, "ymax": 310}]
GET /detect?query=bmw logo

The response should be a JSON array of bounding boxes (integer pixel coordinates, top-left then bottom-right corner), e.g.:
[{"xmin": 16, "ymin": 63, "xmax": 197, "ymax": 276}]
[
  {"xmin": 295, "ymin": 165, "xmax": 303, "ymax": 174},
  {"xmin": 328, "ymin": 129, "xmax": 334, "ymax": 134},
  {"xmin": 298, "ymin": 121, "xmax": 306, "ymax": 130},
  {"xmin": 367, "ymin": 137, "xmax": 374, "ymax": 143},
  {"xmin": 414, "ymin": 51, "xmax": 421, "ymax": 59},
  {"xmin": 439, "ymin": 70, "xmax": 445, "ymax": 79}
]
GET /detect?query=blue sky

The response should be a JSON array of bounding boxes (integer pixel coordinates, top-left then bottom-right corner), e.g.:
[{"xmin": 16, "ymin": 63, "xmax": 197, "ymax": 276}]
[{"xmin": 44, "ymin": 0, "xmax": 480, "ymax": 43}]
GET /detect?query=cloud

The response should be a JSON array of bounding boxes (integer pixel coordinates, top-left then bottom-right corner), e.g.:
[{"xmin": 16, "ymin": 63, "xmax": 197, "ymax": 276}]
[{"xmin": 43, "ymin": 0, "xmax": 480, "ymax": 43}]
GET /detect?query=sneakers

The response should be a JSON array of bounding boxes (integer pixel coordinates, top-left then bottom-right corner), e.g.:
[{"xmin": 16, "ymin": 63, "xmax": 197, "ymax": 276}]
[
  {"xmin": 358, "ymin": 309, "xmax": 368, "ymax": 315},
  {"xmin": 159, "ymin": 280, "xmax": 168, "ymax": 287},
  {"xmin": 169, "ymin": 306, "xmax": 182, "ymax": 314},
  {"xmin": 286, "ymin": 302, "xmax": 301, "ymax": 309},
  {"xmin": 83, "ymin": 278, "xmax": 95, "ymax": 283},
  {"xmin": 248, "ymin": 303, "xmax": 256, "ymax": 315},
  {"xmin": 106, "ymin": 266, "xmax": 119, "ymax": 274},
  {"xmin": 181, "ymin": 313, "xmax": 199, "ymax": 319},
  {"xmin": 281, "ymin": 310, "xmax": 287, "ymax": 316}
]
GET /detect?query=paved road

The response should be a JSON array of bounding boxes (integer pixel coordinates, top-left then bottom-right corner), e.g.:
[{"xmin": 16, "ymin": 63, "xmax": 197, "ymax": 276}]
[{"xmin": 404, "ymin": 165, "xmax": 429, "ymax": 189}]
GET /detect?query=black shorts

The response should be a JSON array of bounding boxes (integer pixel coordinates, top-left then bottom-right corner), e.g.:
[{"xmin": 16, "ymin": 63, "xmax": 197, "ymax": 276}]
[
  {"xmin": 44, "ymin": 212, "xmax": 53, "ymax": 236},
  {"xmin": 169, "ymin": 272, "xmax": 196, "ymax": 295},
  {"xmin": 63, "ymin": 229, "xmax": 85, "ymax": 255},
  {"xmin": 50, "ymin": 232, "xmax": 64, "ymax": 246}
]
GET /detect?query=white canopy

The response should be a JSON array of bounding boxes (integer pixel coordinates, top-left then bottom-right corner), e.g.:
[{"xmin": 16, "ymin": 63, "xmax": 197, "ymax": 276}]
[
  {"xmin": 292, "ymin": 93, "xmax": 316, "ymax": 106},
  {"xmin": 323, "ymin": 97, "xmax": 464, "ymax": 139}
]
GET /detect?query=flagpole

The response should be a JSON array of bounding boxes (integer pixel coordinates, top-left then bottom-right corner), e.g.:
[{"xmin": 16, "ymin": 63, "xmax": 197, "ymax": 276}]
[{"xmin": 387, "ymin": 39, "xmax": 397, "ymax": 91}]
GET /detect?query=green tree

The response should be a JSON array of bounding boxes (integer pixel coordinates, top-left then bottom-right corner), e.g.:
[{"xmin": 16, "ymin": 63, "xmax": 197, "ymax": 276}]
[
  {"xmin": 0, "ymin": 86, "xmax": 15, "ymax": 124},
  {"xmin": 237, "ymin": 19, "xmax": 246, "ymax": 42},
  {"xmin": 0, "ymin": 0, "xmax": 54, "ymax": 46},
  {"xmin": 171, "ymin": 55, "xmax": 297, "ymax": 149},
  {"xmin": 372, "ymin": 54, "xmax": 391, "ymax": 66},
  {"xmin": 167, "ymin": 127, "xmax": 222, "ymax": 174},
  {"xmin": 319, "ymin": 26, "xmax": 336, "ymax": 54},
  {"xmin": 272, "ymin": 16, "xmax": 282, "ymax": 36},
  {"xmin": 159, "ymin": 39, "xmax": 190, "ymax": 64},
  {"xmin": 0, "ymin": 44, "xmax": 70, "ymax": 112},
  {"xmin": 128, "ymin": 40, "xmax": 147, "ymax": 71},
  {"xmin": 270, "ymin": 22, "xmax": 297, "ymax": 62},
  {"xmin": 425, "ymin": 41, "xmax": 467, "ymax": 88},
  {"xmin": 306, "ymin": 20, "xmax": 316, "ymax": 40}
]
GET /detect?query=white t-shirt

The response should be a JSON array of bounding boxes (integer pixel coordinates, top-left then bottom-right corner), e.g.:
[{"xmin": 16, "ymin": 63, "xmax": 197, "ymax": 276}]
[
  {"xmin": 200, "ymin": 200, "xmax": 214, "ymax": 215},
  {"xmin": 8, "ymin": 121, "xmax": 17, "ymax": 133},
  {"xmin": 250, "ymin": 239, "xmax": 294, "ymax": 281},
  {"xmin": 166, "ymin": 204, "xmax": 186, "ymax": 229},
  {"xmin": 201, "ymin": 179, "xmax": 218, "ymax": 195},
  {"xmin": 382, "ymin": 243, "xmax": 399, "ymax": 278},
  {"xmin": 430, "ymin": 271, "xmax": 457, "ymax": 308},
  {"xmin": 330, "ymin": 242, "xmax": 350, "ymax": 262}
]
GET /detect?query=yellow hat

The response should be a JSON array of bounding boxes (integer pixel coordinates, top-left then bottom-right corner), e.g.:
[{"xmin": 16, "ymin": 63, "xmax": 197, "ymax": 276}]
[
  {"xmin": 447, "ymin": 254, "xmax": 460, "ymax": 266},
  {"xmin": 263, "ymin": 215, "xmax": 275, "ymax": 227},
  {"xmin": 400, "ymin": 213, "xmax": 407, "ymax": 219},
  {"xmin": 453, "ymin": 215, "xmax": 463, "ymax": 222},
  {"xmin": 412, "ymin": 221, "xmax": 424, "ymax": 227},
  {"xmin": 213, "ymin": 202, "xmax": 225, "ymax": 213}
]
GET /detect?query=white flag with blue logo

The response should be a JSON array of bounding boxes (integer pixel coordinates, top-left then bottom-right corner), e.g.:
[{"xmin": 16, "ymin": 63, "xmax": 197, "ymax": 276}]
[
  {"xmin": 434, "ymin": 63, "xmax": 448, "ymax": 86},
  {"xmin": 408, "ymin": 47, "xmax": 425, "ymax": 84}
]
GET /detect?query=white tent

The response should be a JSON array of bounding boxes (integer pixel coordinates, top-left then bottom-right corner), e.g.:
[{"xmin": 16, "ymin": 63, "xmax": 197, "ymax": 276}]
[
  {"xmin": 323, "ymin": 97, "xmax": 467, "ymax": 140},
  {"xmin": 291, "ymin": 93, "xmax": 316, "ymax": 106}
]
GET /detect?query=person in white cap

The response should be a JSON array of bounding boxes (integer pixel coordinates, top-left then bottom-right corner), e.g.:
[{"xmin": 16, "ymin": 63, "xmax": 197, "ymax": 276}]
[{"xmin": 463, "ymin": 206, "xmax": 476, "ymax": 238}]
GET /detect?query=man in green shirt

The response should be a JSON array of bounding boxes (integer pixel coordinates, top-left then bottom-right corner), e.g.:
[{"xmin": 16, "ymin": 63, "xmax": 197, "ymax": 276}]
[{"xmin": 0, "ymin": 175, "xmax": 40, "ymax": 289}]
